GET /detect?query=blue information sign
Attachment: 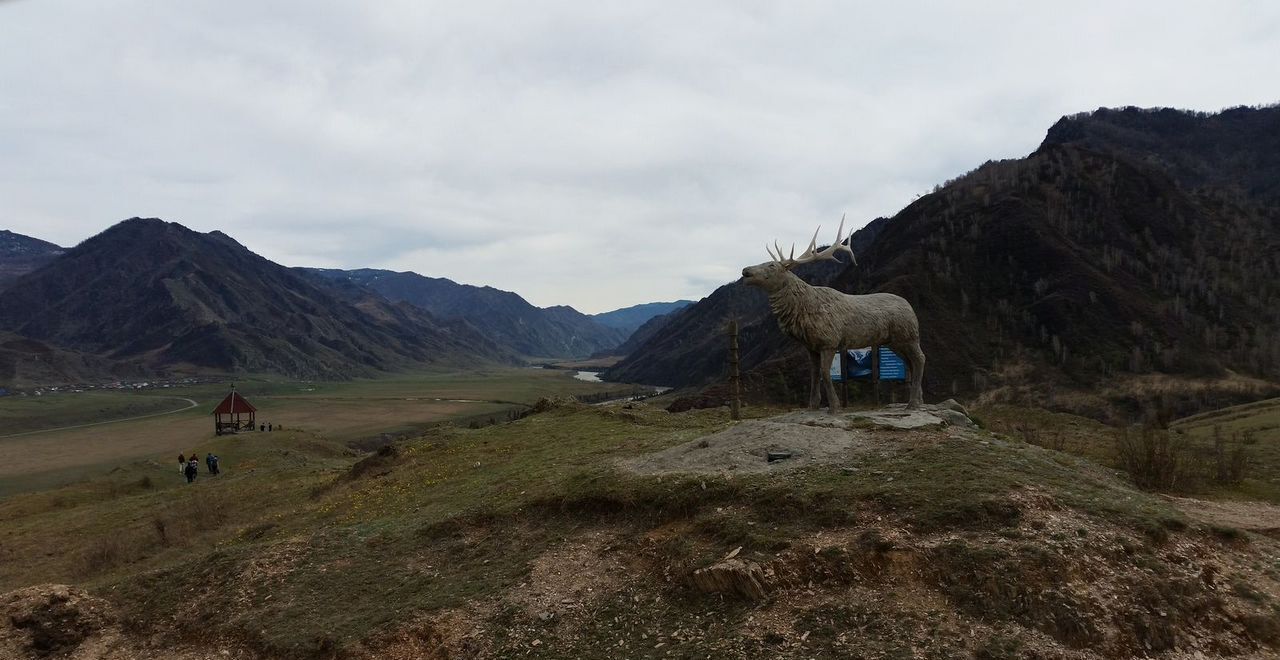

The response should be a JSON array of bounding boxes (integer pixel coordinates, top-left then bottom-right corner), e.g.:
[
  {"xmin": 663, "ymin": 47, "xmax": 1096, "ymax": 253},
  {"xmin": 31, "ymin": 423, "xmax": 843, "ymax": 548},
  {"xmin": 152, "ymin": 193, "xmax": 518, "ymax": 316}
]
[
  {"xmin": 876, "ymin": 347, "xmax": 907, "ymax": 381},
  {"xmin": 830, "ymin": 347, "xmax": 906, "ymax": 382}
]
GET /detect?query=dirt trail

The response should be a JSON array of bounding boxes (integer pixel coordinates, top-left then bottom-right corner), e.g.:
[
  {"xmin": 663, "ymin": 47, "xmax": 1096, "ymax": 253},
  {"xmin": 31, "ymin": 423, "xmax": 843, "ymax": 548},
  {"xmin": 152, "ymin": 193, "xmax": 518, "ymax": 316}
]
[
  {"xmin": 0, "ymin": 397, "xmax": 199, "ymax": 439},
  {"xmin": 1165, "ymin": 495, "xmax": 1280, "ymax": 535}
]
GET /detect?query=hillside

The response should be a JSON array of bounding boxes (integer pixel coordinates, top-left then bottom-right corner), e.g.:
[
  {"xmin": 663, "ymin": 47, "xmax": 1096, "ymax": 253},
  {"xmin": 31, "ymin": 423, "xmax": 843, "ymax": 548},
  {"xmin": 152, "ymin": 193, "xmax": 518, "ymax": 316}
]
[
  {"xmin": 612, "ymin": 107, "xmax": 1280, "ymax": 417},
  {"xmin": 1043, "ymin": 105, "xmax": 1280, "ymax": 205},
  {"xmin": 591, "ymin": 300, "xmax": 694, "ymax": 337},
  {"xmin": 0, "ymin": 332, "xmax": 143, "ymax": 388},
  {"xmin": 0, "ymin": 219, "xmax": 515, "ymax": 379},
  {"xmin": 0, "ymin": 230, "xmax": 64, "ymax": 290},
  {"xmin": 605, "ymin": 308, "xmax": 682, "ymax": 357},
  {"xmin": 3, "ymin": 400, "xmax": 1278, "ymax": 658},
  {"xmin": 307, "ymin": 268, "xmax": 627, "ymax": 359}
]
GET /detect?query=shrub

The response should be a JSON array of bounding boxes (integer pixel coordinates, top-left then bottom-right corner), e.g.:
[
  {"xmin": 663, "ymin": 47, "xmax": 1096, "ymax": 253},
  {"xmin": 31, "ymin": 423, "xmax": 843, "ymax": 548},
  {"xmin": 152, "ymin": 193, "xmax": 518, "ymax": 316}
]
[
  {"xmin": 1115, "ymin": 426, "xmax": 1187, "ymax": 491},
  {"xmin": 80, "ymin": 535, "xmax": 127, "ymax": 575},
  {"xmin": 1016, "ymin": 423, "xmax": 1067, "ymax": 451},
  {"xmin": 1210, "ymin": 426, "xmax": 1250, "ymax": 485}
]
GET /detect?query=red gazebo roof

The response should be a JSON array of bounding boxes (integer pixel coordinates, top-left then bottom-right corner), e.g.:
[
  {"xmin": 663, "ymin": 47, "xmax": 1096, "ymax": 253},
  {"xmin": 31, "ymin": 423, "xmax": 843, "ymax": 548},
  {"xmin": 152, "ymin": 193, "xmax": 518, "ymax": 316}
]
[{"xmin": 211, "ymin": 391, "xmax": 257, "ymax": 415}]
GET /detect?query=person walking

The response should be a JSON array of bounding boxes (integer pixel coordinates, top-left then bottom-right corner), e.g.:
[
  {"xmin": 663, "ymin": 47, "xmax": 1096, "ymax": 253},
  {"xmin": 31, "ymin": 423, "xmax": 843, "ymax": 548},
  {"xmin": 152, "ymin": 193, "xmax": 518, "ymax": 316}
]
[
  {"xmin": 206, "ymin": 453, "xmax": 221, "ymax": 476},
  {"xmin": 267, "ymin": 422, "xmax": 272, "ymax": 432},
  {"xmin": 178, "ymin": 453, "xmax": 186, "ymax": 474},
  {"xmin": 184, "ymin": 457, "xmax": 198, "ymax": 483}
]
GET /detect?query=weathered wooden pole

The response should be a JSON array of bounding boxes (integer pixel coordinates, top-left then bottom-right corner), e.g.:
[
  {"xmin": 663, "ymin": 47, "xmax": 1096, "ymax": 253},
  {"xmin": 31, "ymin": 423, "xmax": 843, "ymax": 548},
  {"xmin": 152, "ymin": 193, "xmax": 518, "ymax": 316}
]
[
  {"xmin": 728, "ymin": 319, "xmax": 741, "ymax": 420},
  {"xmin": 871, "ymin": 344, "xmax": 881, "ymax": 407},
  {"xmin": 840, "ymin": 347, "xmax": 850, "ymax": 407}
]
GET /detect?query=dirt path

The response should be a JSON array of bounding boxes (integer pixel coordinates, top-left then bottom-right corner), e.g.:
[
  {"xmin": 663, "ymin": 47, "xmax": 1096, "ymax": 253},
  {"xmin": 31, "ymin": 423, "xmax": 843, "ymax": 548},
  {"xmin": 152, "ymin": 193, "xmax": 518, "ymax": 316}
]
[
  {"xmin": 0, "ymin": 397, "xmax": 199, "ymax": 439},
  {"xmin": 1164, "ymin": 495, "xmax": 1280, "ymax": 535}
]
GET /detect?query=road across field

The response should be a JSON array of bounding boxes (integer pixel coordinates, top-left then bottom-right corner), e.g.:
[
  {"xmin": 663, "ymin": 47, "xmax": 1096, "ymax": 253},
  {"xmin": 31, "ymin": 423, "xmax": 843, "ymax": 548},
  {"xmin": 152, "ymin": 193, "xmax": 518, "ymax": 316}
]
[{"xmin": 0, "ymin": 397, "xmax": 199, "ymax": 439}]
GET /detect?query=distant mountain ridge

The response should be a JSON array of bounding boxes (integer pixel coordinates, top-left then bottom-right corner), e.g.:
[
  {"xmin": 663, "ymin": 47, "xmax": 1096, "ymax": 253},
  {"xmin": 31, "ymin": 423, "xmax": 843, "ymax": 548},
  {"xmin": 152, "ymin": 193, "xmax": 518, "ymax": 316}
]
[
  {"xmin": 608, "ymin": 106, "xmax": 1280, "ymax": 415},
  {"xmin": 0, "ymin": 218, "xmax": 515, "ymax": 380},
  {"xmin": 0, "ymin": 229, "xmax": 64, "ymax": 290},
  {"xmin": 1042, "ymin": 105, "xmax": 1280, "ymax": 204},
  {"xmin": 590, "ymin": 300, "xmax": 693, "ymax": 338},
  {"xmin": 305, "ymin": 268, "xmax": 627, "ymax": 359}
]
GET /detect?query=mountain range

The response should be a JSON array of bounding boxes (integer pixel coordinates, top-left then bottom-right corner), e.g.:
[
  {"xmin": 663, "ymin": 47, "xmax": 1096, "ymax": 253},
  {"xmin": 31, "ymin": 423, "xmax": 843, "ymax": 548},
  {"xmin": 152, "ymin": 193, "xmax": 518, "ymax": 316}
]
[
  {"xmin": 0, "ymin": 230, "xmax": 64, "ymax": 290},
  {"xmin": 607, "ymin": 106, "xmax": 1280, "ymax": 415},
  {"xmin": 590, "ymin": 300, "xmax": 693, "ymax": 337},
  {"xmin": 305, "ymin": 268, "xmax": 628, "ymax": 359},
  {"xmin": 0, "ymin": 219, "xmax": 517, "ymax": 380},
  {"xmin": 0, "ymin": 221, "xmax": 686, "ymax": 384},
  {"xmin": 4, "ymin": 105, "xmax": 1277, "ymax": 404}
]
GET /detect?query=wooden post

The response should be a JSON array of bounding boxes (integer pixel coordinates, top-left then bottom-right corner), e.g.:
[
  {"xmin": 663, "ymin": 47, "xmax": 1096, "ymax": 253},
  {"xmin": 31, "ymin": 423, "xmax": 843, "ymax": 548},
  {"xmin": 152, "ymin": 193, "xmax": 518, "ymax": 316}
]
[
  {"xmin": 871, "ymin": 344, "xmax": 881, "ymax": 407},
  {"xmin": 840, "ymin": 347, "xmax": 850, "ymax": 407},
  {"xmin": 728, "ymin": 319, "xmax": 741, "ymax": 420}
]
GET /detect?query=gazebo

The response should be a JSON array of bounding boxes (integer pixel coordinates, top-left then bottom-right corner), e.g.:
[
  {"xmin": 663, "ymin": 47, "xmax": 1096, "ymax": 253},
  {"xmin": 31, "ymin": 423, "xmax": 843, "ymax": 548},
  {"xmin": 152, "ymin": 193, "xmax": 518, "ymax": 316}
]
[{"xmin": 212, "ymin": 387, "xmax": 257, "ymax": 435}]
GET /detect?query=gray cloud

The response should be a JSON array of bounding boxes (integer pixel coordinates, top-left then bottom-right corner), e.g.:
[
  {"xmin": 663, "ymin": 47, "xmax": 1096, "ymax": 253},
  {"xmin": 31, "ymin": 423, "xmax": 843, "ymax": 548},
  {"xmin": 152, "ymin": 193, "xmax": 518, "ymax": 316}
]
[{"xmin": 1, "ymin": 1, "xmax": 1277, "ymax": 312}]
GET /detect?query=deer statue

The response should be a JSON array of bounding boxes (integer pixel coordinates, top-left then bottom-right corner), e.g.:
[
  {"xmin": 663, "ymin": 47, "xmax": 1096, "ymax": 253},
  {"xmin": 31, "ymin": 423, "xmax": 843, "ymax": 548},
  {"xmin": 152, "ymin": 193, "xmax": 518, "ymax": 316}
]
[{"xmin": 740, "ymin": 218, "xmax": 926, "ymax": 412}]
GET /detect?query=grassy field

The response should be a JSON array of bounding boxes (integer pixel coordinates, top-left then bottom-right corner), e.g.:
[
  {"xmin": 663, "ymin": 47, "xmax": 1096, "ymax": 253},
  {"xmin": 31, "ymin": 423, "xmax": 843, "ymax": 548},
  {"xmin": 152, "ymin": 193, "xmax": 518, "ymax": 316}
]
[
  {"xmin": 0, "ymin": 368, "xmax": 632, "ymax": 498},
  {"xmin": 1172, "ymin": 397, "xmax": 1280, "ymax": 502},
  {"xmin": 4, "ymin": 398, "xmax": 1276, "ymax": 658},
  {"xmin": 0, "ymin": 390, "xmax": 190, "ymax": 436},
  {"xmin": 4, "ymin": 391, "xmax": 1279, "ymax": 657},
  {"xmin": 976, "ymin": 398, "xmax": 1280, "ymax": 505}
]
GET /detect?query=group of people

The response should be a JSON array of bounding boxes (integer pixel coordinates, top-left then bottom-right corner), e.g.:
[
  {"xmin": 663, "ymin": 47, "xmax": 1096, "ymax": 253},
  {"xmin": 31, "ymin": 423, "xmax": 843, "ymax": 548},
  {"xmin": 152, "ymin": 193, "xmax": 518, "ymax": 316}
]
[{"xmin": 178, "ymin": 452, "xmax": 220, "ymax": 483}]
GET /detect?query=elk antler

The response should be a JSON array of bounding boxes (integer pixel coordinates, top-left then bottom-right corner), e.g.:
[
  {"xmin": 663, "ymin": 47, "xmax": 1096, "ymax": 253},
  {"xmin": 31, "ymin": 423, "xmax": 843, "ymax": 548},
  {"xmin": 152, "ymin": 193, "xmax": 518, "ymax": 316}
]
[{"xmin": 767, "ymin": 215, "xmax": 857, "ymax": 269}]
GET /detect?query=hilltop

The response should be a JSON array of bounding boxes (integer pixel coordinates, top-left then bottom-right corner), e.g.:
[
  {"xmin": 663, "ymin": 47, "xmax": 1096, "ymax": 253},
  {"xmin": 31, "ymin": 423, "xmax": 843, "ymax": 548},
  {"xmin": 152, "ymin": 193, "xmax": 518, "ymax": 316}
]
[{"xmin": 2, "ymin": 399, "xmax": 1278, "ymax": 658}]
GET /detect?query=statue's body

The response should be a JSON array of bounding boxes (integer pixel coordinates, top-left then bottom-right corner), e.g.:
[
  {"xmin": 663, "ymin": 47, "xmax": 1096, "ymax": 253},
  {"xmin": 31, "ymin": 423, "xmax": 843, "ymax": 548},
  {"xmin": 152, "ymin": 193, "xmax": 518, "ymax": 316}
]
[{"xmin": 741, "ymin": 220, "xmax": 926, "ymax": 412}]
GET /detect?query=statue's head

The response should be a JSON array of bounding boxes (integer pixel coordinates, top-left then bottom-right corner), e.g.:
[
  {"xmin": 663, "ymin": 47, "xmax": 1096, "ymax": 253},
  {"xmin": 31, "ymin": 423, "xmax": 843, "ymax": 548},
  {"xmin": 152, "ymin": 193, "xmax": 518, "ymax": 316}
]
[
  {"xmin": 741, "ymin": 216, "xmax": 857, "ymax": 292},
  {"xmin": 741, "ymin": 261, "xmax": 792, "ymax": 292}
]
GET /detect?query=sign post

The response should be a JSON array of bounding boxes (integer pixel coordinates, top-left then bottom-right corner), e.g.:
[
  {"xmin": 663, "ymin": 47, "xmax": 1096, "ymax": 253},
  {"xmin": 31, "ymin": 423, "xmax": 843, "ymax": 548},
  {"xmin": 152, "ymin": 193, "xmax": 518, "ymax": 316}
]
[
  {"xmin": 840, "ymin": 347, "xmax": 850, "ymax": 407},
  {"xmin": 871, "ymin": 345, "xmax": 880, "ymax": 406},
  {"xmin": 728, "ymin": 319, "xmax": 740, "ymax": 420}
]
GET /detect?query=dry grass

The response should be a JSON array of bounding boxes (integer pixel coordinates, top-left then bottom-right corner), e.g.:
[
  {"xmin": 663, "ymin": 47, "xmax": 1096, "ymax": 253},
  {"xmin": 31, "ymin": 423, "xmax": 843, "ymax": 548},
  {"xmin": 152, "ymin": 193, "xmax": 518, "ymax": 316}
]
[
  {"xmin": 6, "ymin": 401, "xmax": 1280, "ymax": 658},
  {"xmin": 0, "ymin": 368, "xmax": 622, "ymax": 498}
]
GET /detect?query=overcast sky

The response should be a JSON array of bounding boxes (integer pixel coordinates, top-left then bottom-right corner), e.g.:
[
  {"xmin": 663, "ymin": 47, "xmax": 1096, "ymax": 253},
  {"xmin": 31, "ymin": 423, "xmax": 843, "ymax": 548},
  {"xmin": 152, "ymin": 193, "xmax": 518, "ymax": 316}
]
[{"xmin": 2, "ymin": 1, "xmax": 1277, "ymax": 313}]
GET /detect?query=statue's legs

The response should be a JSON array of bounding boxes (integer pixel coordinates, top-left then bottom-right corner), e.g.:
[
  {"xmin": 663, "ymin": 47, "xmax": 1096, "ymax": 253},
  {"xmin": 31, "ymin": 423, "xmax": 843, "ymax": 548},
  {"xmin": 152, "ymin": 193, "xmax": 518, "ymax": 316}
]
[
  {"xmin": 896, "ymin": 342, "xmax": 926, "ymax": 409},
  {"xmin": 807, "ymin": 350, "xmax": 822, "ymax": 410},
  {"xmin": 819, "ymin": 348, "xmax": 842, "ymax": 414}
]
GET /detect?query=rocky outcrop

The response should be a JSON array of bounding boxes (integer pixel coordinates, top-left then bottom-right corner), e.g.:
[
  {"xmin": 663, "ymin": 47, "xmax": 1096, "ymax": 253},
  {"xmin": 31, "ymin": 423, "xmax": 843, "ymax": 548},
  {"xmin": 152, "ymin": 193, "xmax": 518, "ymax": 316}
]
[
  {"xmin": 691, "ymin": 552, "xmax": 770, "ymax": 601},
  {"xmin": 0, "ymin": 584, "xmax": 117, "ymax": 658}
]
